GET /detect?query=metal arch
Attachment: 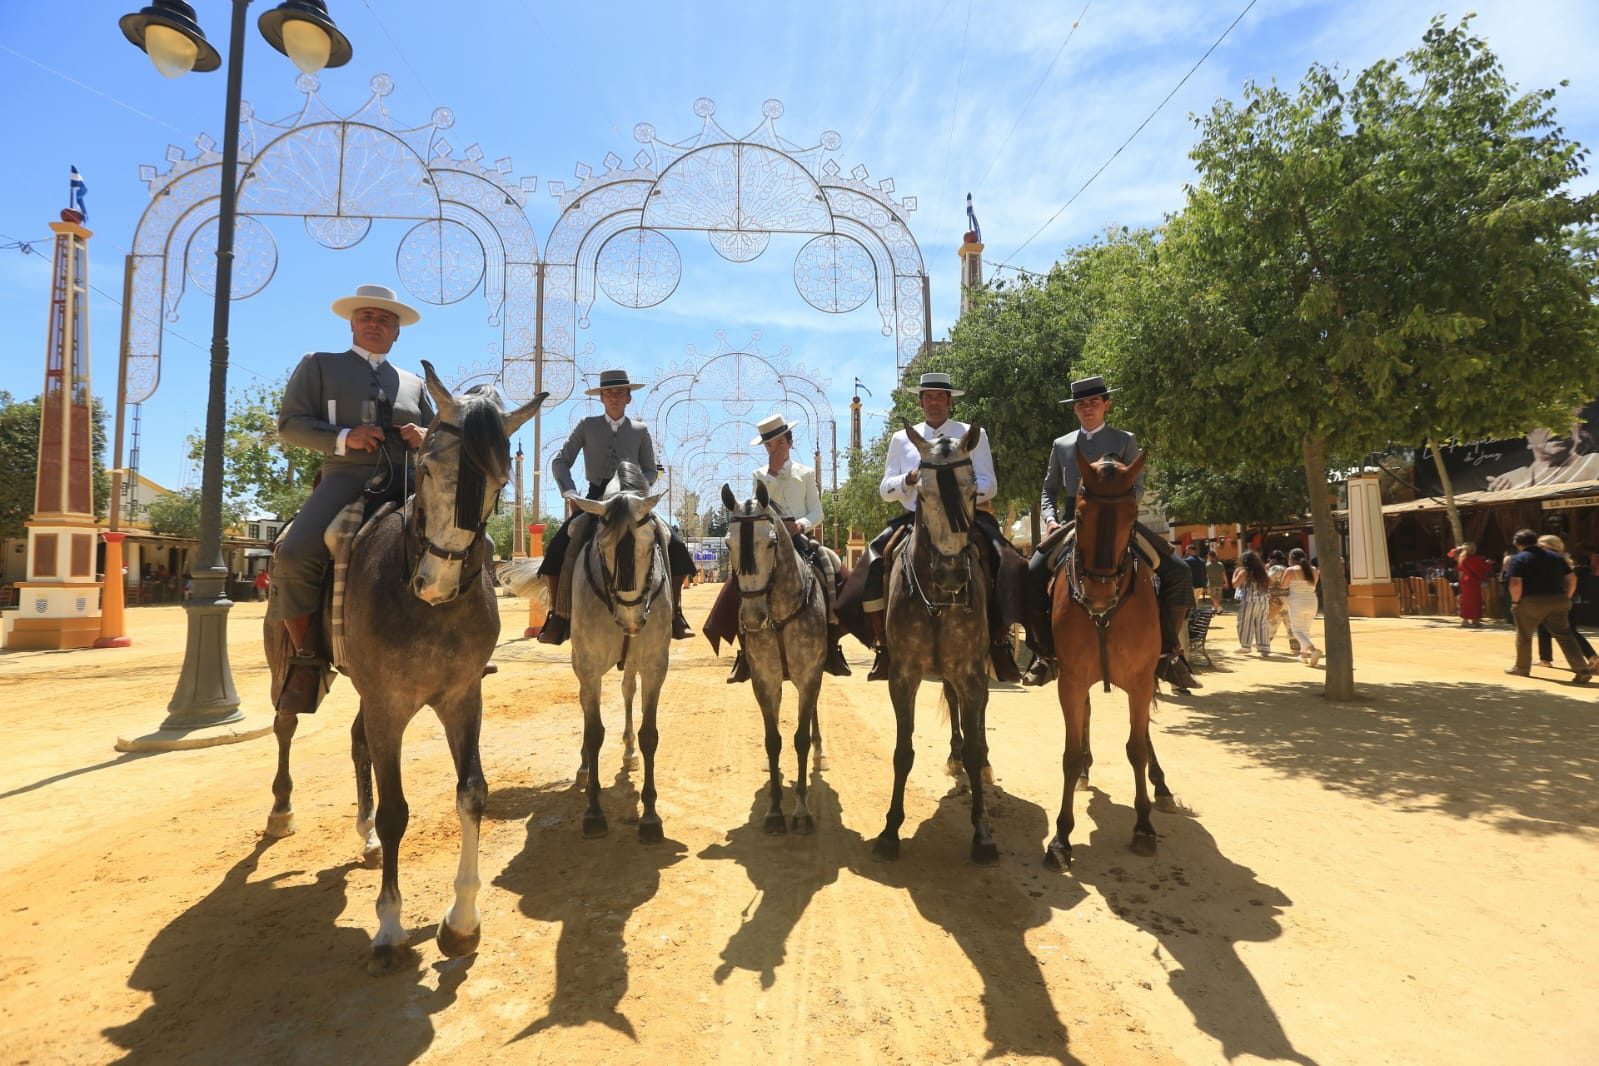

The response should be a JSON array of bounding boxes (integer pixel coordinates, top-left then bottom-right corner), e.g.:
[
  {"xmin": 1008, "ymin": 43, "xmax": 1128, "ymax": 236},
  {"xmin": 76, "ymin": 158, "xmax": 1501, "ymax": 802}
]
[{"xmin": 122, "ymin": 73, "xmax": 540, "ymax": 406}]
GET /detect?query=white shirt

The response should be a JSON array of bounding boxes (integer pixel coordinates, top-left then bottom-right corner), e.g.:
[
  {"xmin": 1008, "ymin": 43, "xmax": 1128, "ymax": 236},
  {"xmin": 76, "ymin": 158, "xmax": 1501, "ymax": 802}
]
[
  {"xmin": 753, "ymin": 458, "xmax": 823, "ymax": 532},
  {"xmin": 879, "ymin": 418, "xmax": 998, "ymax": 513}
]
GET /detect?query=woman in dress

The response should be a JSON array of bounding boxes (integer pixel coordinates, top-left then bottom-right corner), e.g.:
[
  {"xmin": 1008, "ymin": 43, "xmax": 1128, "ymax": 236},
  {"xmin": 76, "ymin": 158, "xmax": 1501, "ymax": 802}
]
[
  {"xmin": 1233, "ymin": 550, "xmax": 1272, "ymax": 656},
  {"xmin": 1283, "ymin": 547, "xmax": 1321, "ymax": 667},
  {"xmin": 1451, "ymin": 542, "xmax": 1493, "ymax": 628}
]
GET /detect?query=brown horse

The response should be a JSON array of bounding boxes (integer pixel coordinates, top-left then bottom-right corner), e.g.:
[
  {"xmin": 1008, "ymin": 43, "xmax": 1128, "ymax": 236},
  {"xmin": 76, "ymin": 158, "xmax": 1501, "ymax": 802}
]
[{"xmin": 1046, "ymin": 449, "xmax": 1175, "ymax": 870}]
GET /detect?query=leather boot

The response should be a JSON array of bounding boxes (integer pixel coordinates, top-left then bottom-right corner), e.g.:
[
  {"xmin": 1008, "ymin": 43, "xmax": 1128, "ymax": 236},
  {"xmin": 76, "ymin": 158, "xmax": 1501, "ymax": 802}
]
[
  {"xmin": 537, "ymin": 575, "xmax": 568, "ymax": 645},
  {"xmin": 990, "ymin": 639, "xmax": 1022, "ymax": 683},
  {"xmin": 1164, "ymin": 652, "xmax": 1201, "ymax": 691},
  {"xmin": 1021, "ymin": 604, "xmax": 1058, "ymax": 687},
  {"xmin": 825, "ymin": 643, "xmax": 852, "ymax": 677},
  {"xmin": 726, "ymin": 649, "xmax": 750, "ymax": 683},
  {"xmin": 866, "ymin": 609, "xmax": 889, "ymax": 682},
  {"xmin": 672, "ymin": 576, "xmax": 694, "ymax": 640},
  {"xmin": 277, "ymin": 613, "xmax": 323, "ymax": 715}
]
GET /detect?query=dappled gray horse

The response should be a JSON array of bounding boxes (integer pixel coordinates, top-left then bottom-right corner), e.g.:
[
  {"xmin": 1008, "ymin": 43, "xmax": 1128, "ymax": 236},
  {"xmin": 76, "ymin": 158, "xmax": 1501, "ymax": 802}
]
[
  {"xmin": 264, "ymin": 361, "xmax": 545, "ymax": 972},
  {"xmin": 567, "ymin": 462, "xmax": 671, "ymax": 842},
  {"xmin": 722, "ymin": 480, "xmax": 829, "ymax": 834},
  {"xmin": 873, "ymin": 421, "xmax": 998, "ymax": 865}
]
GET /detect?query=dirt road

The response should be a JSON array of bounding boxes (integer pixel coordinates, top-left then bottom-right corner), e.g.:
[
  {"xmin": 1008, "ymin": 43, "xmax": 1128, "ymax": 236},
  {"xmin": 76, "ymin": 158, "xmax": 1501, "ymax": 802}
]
[{"xmin": 1, "ymin": 588, "xmax": 1595, "ymax": 1064}]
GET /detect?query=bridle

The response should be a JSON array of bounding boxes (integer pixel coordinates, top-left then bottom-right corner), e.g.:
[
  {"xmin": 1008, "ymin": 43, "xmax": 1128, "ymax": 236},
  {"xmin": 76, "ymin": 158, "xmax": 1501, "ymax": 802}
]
[
  {"xmin": 728, "ymin": 509, "xmax": 816, "ymax": 632},
  {"xmin": 1064, "ymin": 473, "xmax": 1142, "ymax": 692},
  {"xmin": 583, "ymin": 508, "xmax": 666, "ymax": 628},
  {"xmin": 901, "ymin": 455, "xmax": 978, "ymax": 614},
  {"xmin": 405, "ymin": 420, "xmax": 498, "ymax": 594}
]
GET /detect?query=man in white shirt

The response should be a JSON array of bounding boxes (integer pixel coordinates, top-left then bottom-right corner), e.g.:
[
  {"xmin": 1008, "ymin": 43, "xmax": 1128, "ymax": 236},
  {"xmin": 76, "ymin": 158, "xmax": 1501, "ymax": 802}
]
[
  {"xmin": 845, "ymin": 372, "xmax": 1024, "ymax": 683},
  {"xmin": 705, "ymin": 413, "xmax": 851, "ymax": 680}
]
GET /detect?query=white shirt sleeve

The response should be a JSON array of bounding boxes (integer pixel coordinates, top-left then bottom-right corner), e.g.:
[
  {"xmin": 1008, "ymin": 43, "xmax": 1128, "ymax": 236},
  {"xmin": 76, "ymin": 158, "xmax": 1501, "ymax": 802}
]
[
  {"xmin": 971, "ymin": 426, "xmax": 998, "ymax": 503},
  {"xmin": 879, "ymin": 431, "xmax": 918, "ymax": 509}
]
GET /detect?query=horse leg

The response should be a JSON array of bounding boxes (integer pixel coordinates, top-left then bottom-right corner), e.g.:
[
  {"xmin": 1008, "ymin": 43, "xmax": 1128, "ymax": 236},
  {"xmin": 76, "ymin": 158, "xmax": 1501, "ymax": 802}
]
[
  {"xmin": 436, "ymin": 691, "xmax": 486, "ymax": 958},
  {"xmin": 811, "ymin": 701, "xmax": 829, "ymax": 772},
  {"xmin": 1146, "ymin": 726, "xmax": 1179, "ymax": 811},
  {"xmin": 635, "ymin": 671, "xmax": 664, "ymax": 844},
  {"xmin": 754, "ymin": 673, "xmax": 787, "ymax": 835},
  {"xmin": 1047, "ymin": 678, "xmax": 1089, "ymax": 871},
  {"xmin": 790, "ymin": 672, "xmax": 821, "ymax": 834},
  {"xmin": 351, "ymin": 709, "xmax": 380, "ymax": 861},
  {"xmin": 579, "ymin": 675, "xmax": 608, "ymax": 837},
  {"xmin": 961, "ymin": 677, "xmax": 998, "ymax": 866},
  {"xmin": 365, "ymin": 708, "xmax": 412, "ymax": 975},
  {"xmin": 1126, "ymin": 681, "xmax": 1158, "ymax": 856},
  {"xmin": 621, "ymin": 668, "xmax": 641, "ymax": 773},
  {"xmin": 943, "ymin": 682, "xmax": 966, "ymax": 785},
  {"xmin": 1081, "ymin": 694, "xmax": 1094, "ymax": 784},
  {"xmin": 265, "ymin": 709, "xmax": 298, "ymax": 838},
  {"xmin": 873, "ymin": 675, "xmax": 918, "ymax": 861}
]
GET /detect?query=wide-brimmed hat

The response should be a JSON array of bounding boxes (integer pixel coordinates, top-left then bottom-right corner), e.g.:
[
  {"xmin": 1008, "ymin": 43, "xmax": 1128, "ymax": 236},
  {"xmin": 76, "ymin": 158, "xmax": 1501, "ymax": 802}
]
[
  {"xmin": 584, "ymin": 369, "xmax": 648, "ymax": 396},
  {"xmin": 331, "ymin": 283, "xmax": 420, "ymax": 326},
  {"xmin": 901, "ymin": 371, "xmax": 964, "ymax": 397},
  {"xmin": 1058, "ymin": 375, "xmax": 1120, "ymax": 404},
  {"xmin": 750, "ymin": 413, "xmax": 797, "ymax": 446}
]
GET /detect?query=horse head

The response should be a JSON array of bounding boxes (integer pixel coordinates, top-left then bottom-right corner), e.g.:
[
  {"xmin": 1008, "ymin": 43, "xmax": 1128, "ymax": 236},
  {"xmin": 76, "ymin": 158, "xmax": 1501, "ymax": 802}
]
[
  {"xmin": 906, "ymin": 419, "xmax": 981, "ymax": 594},
  {"xmin": 411, "ymin": 361, "xmax": 546, "ymax": 605},
  {"xmin": 721, "ymin": 479, "xmax": 796, "ymax": 632},
  {"xmin": 1071, "ymin": 448, "xmax": 1146, "ymax": 611},
  {"xmin": 572, "ymin": 462, "xmax": 667, "ymax": 635}
]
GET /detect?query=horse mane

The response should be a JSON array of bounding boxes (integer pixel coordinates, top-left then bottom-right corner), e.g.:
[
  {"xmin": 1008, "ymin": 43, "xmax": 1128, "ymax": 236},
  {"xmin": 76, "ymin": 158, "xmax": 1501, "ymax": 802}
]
[
  {"xmin": 597, "ymin": 461, "xmax": 653, "ymax": 591},
  {"xmin": 448, "ymin": 387, "xmax": 510, "ymax": 531},
  {"xmin": 606, "ymin": 461, "xmax": 650, "ymax": 497},
  {"xmin": 736, "ymin": 501, "xmax": 760, "ymax": 576},
  {"xmin": 926, "ymin": 436, "xmax": 972, "ymax": 535}
]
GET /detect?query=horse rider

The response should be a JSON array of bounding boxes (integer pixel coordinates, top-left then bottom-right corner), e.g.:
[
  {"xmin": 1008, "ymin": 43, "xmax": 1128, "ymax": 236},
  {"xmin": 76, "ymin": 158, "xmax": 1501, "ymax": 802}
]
[
  {"xmin": 272, "ymin": 283, "xmax": 434, "ymax": 714},
  {"xmin": 703, "ymin": 413, "xmax": 852, "ymax": 682},
  {"xmin": 1020, "ymin": 375, "xmax": 1201, "ymax": 691},
  {"xmin": 841, "ymin": 371, "xmax": 1026, "ymax": 683},
  {"xmin": 536, "ymin": 368, "xmax": 695, "ymax": 644}
]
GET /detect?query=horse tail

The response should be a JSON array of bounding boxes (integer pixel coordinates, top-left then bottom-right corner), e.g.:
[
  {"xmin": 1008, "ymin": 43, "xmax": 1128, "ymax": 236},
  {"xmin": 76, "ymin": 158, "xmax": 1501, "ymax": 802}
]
[{"xmin": 498, "ymin": 557, "xmax": 547, "ymax": 605}]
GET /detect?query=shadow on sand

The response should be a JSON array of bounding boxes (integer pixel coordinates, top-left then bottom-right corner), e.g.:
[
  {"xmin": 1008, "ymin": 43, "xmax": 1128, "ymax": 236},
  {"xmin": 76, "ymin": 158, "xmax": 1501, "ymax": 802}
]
[{"xmin": 103, "ymin": 838, "xmax": 473, "ymax": 1065}]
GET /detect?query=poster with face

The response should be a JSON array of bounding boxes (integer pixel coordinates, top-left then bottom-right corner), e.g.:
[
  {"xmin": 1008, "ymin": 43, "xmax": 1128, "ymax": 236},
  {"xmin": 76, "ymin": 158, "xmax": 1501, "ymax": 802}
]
[{"xmin": 1415, "ymin": 400, "xmax": 1599, "ymax": 495}]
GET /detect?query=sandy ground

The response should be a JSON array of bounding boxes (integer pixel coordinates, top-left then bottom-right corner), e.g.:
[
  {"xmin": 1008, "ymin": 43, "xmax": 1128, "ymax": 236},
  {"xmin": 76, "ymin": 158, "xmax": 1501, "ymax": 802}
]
[{"xmin": 0, "ymin": 586, "xmax": 1596, "ymax": 1065}]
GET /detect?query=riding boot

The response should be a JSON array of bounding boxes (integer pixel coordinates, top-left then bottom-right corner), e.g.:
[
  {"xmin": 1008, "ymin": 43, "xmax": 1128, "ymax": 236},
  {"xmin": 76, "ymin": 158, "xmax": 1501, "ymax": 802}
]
[
  {"xmin": 1158, "ymin": 599, "xmax": 1202, "ymax": 690},
  {"xmin": 1021, "ymin": 605, "xmax": 1059, "ymax": 687},
  {"xmin": 825, "ymin": 622, "xmax": 852, "ymax": 677},
  {"xmin": 537, "ymin": 574, "xmax": 568, "ymax": 645},
  {"xmin": 866, "ymin": 609, "xmax": 889, "ymax": 682},
  {"xmin": 672, "ymin": 575, "xmax": 694, "ymax": 639},
  {"xmin": 726, "ymin": 647, "xmax": 750, "ymax": 684},
  {"xmin": 277, "ymin": 613, "xmax": 323, "ymax": 715},
  {"xmin": 990, "ymin": 638, "xmax": 1022, "ymax": 683}
]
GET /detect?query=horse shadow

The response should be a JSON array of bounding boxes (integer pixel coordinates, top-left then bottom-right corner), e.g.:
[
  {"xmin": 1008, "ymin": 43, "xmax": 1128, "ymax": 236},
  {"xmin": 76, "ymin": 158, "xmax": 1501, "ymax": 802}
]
[
  {"xmin": 493, "ymin": 770, "xmax": 687, "ymax": 1043},
  {"xmin": 1073, "ymin": 786, "xmax": 1318, "ymax": 1066},
  {"xmin": 697, "ymin": 776, "xmax": 850, "ymax": 989},
  {"xmin": 103, "ymin": 839, "xmax": 470, "ymax": 1065},
  {"xmin": 846, "ymin": 780, "xmax": 1091, "ymax": 1065}
]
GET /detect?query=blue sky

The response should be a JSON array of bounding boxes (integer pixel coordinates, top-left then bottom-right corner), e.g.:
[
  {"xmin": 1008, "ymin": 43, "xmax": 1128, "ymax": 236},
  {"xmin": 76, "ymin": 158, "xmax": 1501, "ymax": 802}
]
[{"xmin": 2, "ymin": 1, "xmax": 1596, "ymax": 517}]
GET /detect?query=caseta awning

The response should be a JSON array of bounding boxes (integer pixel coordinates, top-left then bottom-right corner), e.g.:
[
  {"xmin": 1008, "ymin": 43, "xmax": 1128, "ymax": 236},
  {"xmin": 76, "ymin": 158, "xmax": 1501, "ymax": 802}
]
[{"xmin": 1380, "ymin": 478, "xmax": 1599, "ymax": 515}]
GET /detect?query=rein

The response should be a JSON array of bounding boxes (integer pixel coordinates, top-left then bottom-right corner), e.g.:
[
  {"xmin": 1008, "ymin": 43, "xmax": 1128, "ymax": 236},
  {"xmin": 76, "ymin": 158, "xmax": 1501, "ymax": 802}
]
[
  {"xmin": 1065, "ymin": 479, "xmax": 1141, "ymax": 692},
  {"xmin": 404, "ymin": 420, "xmax": 497, "ymax": 595},
  {"xmin": 583, "ymin": 509, "xmax": 666, "ymax": 630},
  {"xmin": 901, "ymin": 455, "xmax": 978, "ymax": 615},
  {"xmin": 728, "ymin": 510, "xmax": 816, "ymax": 679}
]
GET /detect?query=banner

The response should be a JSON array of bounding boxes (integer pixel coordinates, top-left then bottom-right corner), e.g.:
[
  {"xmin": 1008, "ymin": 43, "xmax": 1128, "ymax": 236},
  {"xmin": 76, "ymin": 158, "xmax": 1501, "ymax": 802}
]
[{"xmin": 1414, "ymin": 399, "xmax": 1599, "ymax": 495}]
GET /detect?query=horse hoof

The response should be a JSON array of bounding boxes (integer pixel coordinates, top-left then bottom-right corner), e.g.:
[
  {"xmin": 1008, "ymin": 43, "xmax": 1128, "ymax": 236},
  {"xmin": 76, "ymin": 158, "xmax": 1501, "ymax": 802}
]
[
  {"xmin": 366, "ymin": 943, "xmax": 418, "ymax": 977},
  {"xmin": 1044, "ymin": 841, "xmax": 1072, "ymax": 871},
  {"xmin": 763, "ymin": 812, "xmax": 788, "ymax": 835},
  {"xmin": 971, "ymin": 839, "xmax": 1000, "ymax": 867},
  {"xmin": 1155, "ymin": 795, "xmax": 1191, "ymax": 815},
  {"xmin": 1130, "ymin": 831, "xmax": 1157, "ymax": 857},
  {"xmin": 638, "ymin": 816, "xmax": 664, "ymax": 844},
  {"xmin": 982, "ymin": 766, "xmax": 995, "ymax": 786},
  {"xmin": 436, "ymin": 921, "xmax": 481, "ymax": 959},
  {"xmin": 945, "ymin": 758, "xmax": 963, "ymax": 779},
  {"xmin": 574, "ymin": 768, "xmax": 590, "ymax": 788},
  {"xmin": 813, "ymin": 755, "xmax": 830, "ymax": 772},
  {"xmin": 872, "ymin": 836, "xmax": 900, "ymax": 862},
  {"xmin": 582, "ymin": 812, "xmax": 609, "ymax": 838},
  {"xmin": 791, "ymin": 813, "xmax": 815, "ymax": 835},
  {"xmin": 264, "ymin": 811, "xmax": 296, "ymax": 838}
]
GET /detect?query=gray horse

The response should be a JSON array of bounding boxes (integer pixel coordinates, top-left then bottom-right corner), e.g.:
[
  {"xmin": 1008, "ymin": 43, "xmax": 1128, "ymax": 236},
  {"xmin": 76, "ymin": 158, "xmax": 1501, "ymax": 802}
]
[
  {"xmin": 264, "ymin": 362, "xmax": 545, "ymax": 973},
  {"xmin": 873, "ymin": 421, "xmax": 998, "ymax": 865},
  {"xmin": 566, "ymin": 462, "xmax": 671, "ymax": 842},
  {"xmin": 721, "ymin": 480, "xmax": 828, "ymax": 834}
]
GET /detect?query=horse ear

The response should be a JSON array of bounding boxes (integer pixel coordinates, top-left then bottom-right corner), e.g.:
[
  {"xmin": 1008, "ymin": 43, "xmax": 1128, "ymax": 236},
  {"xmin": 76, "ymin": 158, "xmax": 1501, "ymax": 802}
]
[
  {"xmin": 755, "ymin": 480, "xmax": 770, "ymax": 509},
  {"xmin": 1075, "ymin": 446, "xmax": 1096, "ymax": 480},
  {"xmin": 504, "ymin": 391, "xmax": 548, "ymax": 436},
  {"xmin": 905, "ymin": 419, "xmax": 930, "ymax": 457},
  {"xmin": 962, "ymin": 421, "xmax": 981, "ymax": 454},
  {"xmin": 629, "ymin": 493, "xmax": 658, "ymax": 524},
  {"xmin": 421, "ymin": 360, "xmax": 456, "ymax": 421},
  {"xmin": 571, "ymin": 495, "xmax": 605, "ymax": 517},
  {"xmin": 721, "ymin": 483, "xmax": 738, "ymax": 511},
  {"xmin": 1127, "ymin": 449, "xmax": 1147, "ymax": 481}
]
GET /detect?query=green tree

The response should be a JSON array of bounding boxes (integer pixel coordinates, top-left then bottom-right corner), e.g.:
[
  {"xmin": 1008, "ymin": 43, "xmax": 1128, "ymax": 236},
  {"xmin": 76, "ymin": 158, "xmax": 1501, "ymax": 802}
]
[
  {"xmin": 1096, "ymin": 16, "xmax": 1599, "ymax": 698},
  {"xmin": 146, "ymin": 486, "xmax": 244, "ymax": 540},
  {"xmin": 186, "ymin": 378, "xmax": 322, "ymax": 520},
  {"xmin": 0, "ymin": 392, "xmax": 110, "ymax": 538},
  {"xmin": 1149, "ymin": 463, "xmax": 1311, "ymax": 531}
]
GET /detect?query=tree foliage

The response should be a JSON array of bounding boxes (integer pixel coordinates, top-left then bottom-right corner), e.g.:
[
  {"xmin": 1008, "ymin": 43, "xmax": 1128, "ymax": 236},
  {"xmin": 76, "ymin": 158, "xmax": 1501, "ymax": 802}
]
[
  {"xmin": 0, "ymin": 392, "xmax": 110, "ymax": 539},
  {"xmin": 146, "ymin": 486, "xmax": 243, "ymax": 540},
  {"xmin": 186, "ymin": 378, "xmax": 322, "ymax": 520}
]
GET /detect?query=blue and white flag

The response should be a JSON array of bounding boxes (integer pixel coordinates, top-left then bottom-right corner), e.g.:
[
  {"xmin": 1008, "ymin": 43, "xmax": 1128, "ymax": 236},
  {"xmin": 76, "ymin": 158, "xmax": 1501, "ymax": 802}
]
[
  {"xmin": 70, "ymin": 166, "xmax": 88, "ymax": 220},
  {"xmin": 853, "ymin": 377, "xmax": 872, "ymax": 398},
  {"xmin": 965, "ymin": 192, "xmax": 980, "ymax": 243}
]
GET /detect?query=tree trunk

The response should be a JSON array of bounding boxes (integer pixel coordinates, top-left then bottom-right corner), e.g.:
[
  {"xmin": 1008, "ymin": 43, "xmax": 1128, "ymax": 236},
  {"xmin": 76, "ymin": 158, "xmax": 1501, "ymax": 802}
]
[
  {"xmin": 1303, "ymin": 434, "xmax": 1355, "ymax": 700},
  {"xmin": 1424, "ymin": 435, "xmax": 1467, "ymax": 550}
]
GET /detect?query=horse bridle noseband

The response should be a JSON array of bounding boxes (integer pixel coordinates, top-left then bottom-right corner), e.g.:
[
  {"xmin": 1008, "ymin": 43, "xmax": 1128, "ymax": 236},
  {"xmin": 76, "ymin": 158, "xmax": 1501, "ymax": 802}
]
[
  {"xmin": 584, "ymin": 509, "xmax": 666, "ymax": 627},
  {"xmin": 1065, "ymin": 481, "xmax": 1140, "ymax": 620},
  {"xmin": 902, "ymin": 455, "xmax": 978, "ymax": 614},
  {"xmin": 405, "ymin": 420, "xmax": 497, "ymax": 592}
]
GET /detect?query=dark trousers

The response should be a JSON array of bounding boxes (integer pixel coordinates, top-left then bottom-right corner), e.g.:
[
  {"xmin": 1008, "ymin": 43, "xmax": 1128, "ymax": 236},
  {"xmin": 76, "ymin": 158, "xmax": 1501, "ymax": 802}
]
[{"xmin": 1538, "ymin": 614, "xmax": 1595, "ymax": 663}]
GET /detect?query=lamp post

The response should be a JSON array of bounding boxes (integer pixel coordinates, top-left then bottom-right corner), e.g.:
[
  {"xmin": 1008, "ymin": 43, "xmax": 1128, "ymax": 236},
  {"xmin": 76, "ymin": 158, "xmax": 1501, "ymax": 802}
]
[{"xmin": 119, "ymin": 0, "xmax": 351, "ymax": 736}]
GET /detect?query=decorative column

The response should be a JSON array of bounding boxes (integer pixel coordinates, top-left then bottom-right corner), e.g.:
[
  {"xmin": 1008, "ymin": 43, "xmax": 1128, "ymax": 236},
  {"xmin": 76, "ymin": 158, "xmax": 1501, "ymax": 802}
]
[
  {"xmin": 958, "ymin": 193, "xmax": 983, "ymax": 318},
  {"xmin": 1346, "ymin": 472, "xmax": 1401, "ymax": 617},
  {"xmin": 5, "ymin": 210, "xmax": 103, "ymax": 651}
]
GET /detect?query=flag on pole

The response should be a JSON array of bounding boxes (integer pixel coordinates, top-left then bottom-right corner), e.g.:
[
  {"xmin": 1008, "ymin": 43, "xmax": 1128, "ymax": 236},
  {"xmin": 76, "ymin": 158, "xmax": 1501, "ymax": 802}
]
[
  {"xmin": 70, "ymin": 166, "xmax": 88, "ymax": 220},
  {"xmin": 853, "ymin": 377, "xmax": 872, "ymax": 398},
  {"xmin": 965, "ymin": 192, "xmax": 980, "ymax": 243}
]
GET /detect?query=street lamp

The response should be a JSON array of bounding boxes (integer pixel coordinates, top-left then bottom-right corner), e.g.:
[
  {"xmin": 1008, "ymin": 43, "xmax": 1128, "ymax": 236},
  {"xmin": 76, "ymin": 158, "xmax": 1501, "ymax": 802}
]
[{"xmin": 120, "ymin": 0, "xmax": 351, "ymax": 735}]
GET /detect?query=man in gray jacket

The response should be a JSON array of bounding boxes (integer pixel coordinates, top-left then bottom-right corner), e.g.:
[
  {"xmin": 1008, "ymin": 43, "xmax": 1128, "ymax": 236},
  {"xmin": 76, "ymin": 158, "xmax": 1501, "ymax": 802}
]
[
  {"xmin": 272, "ymin": 283, "xmax": 434, "ymax": 713},
  {"xmin": 536, "ymin": 369, "xmax": 695, "ymax": 643},
  {"xmin": 1021, "ymin": 376, "xmax": 1198, "ymax": 691}
]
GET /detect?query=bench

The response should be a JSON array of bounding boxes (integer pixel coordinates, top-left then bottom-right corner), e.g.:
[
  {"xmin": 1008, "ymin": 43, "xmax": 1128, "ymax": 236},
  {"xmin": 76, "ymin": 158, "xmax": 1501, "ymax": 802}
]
[{"xmin": 1188, "ymin": 605, "xmax": 1220, "ymax": 667}]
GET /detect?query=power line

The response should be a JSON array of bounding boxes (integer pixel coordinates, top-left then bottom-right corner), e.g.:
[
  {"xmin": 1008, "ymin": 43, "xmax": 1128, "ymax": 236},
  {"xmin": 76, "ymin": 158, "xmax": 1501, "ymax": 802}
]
[
  {"xmin": 993, "ymin": 0, "xmax": 1259, "ymax": 274},
  {"xmin": 973, "ymin": 0, "xmax": 1093, "ymax": 196},
  {"xmin": 0, "ymin": 43, "xmax": 190, "ymax": 135}
]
